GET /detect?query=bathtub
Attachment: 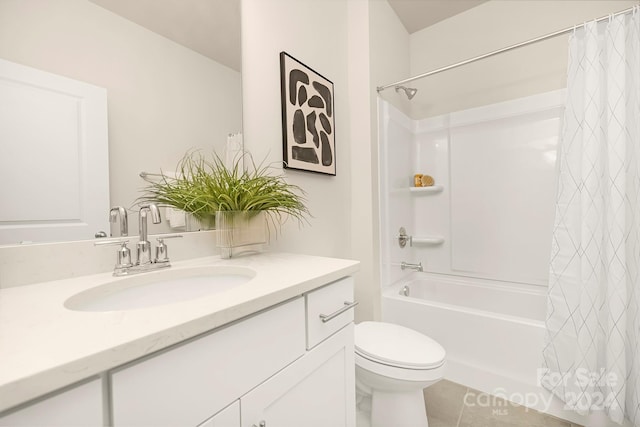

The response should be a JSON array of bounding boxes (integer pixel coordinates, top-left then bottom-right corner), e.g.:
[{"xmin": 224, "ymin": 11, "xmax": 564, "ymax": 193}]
[
  {"xmin": 382, "ymin": 272, "xmax": 561, "ymax": 415},
  {"xmin": 381, "ymin": 272, "xmax": 634, "ymax": 426}
]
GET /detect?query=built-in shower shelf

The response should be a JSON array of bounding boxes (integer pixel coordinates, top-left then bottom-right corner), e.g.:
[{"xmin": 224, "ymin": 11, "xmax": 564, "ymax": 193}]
[
  {"xmin": 409, "ymin": 185, "xmax": 444, "ymax": 194},
  {"xmin": 412, "ymin": 236, "xmax": 445, "ymax": 246}
]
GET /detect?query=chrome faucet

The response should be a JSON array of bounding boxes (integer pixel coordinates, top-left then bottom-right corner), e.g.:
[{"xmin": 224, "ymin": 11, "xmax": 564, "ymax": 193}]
[
  {"xmin": 401, "ymin": 261, "xmax": 423, "ymax": 272},
  {"xmin": 98, "ymin": 204, "xmax": 182, "ymax": 276},
  {"xmin": 109, "ymin": 206, "xmax": 128, "ymax": 237},
  {"xmin": 137, "ymin": 204, "xmax": 161, "ymax": 265}
]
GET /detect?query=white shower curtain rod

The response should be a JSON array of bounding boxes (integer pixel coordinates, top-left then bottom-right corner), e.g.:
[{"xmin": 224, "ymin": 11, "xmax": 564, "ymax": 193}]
[{"xmin": 377, "ymin": 5, "xmax": 637, "ymax": 92}]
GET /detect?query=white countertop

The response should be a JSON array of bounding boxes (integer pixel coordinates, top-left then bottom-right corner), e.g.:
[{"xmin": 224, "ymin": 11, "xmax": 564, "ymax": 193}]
[{"xmin": 0, "ymin": 252, "xmax": 359, "ymax": 413}]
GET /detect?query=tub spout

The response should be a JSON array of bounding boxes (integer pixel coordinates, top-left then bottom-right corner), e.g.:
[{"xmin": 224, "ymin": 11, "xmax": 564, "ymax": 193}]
[{"xmin": 401, "ymin": 261, "xmax": 423, "ymax": 272}]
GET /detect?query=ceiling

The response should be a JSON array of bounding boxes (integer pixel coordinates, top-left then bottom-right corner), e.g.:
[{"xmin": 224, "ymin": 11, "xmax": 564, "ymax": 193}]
[
  {"xmin": 89, "ymin": 0, "xmax": 241, "ymax": 71},
  {"xmin": 387, "ymin": 0, "xmax": 488, "ymax": 34},
  {"xmin": 88, "ymin": 0, "xmax": 485, "ymax": 72}
]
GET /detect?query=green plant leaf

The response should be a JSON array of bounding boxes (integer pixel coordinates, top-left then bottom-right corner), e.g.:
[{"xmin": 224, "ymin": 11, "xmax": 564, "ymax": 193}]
[{"xmin": 137, "ymin": 150, "xmax": 310, "ymax": 232}]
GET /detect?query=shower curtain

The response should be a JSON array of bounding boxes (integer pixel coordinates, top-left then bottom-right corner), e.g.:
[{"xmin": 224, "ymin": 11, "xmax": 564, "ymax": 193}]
[{"xmin": 542, "ymin": 7, "xmax": 640, "ymax": 425}]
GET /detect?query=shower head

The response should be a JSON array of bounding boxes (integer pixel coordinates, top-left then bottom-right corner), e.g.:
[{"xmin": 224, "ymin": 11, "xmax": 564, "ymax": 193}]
[{"xmin": 395, "ymin": 85, "xmax": 418, "ymax": 100}]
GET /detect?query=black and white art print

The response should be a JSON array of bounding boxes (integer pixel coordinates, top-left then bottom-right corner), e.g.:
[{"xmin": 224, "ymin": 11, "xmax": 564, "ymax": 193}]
[{"xmin": 280, "ymin": 52, "xmax": 336, "ymax": 175}]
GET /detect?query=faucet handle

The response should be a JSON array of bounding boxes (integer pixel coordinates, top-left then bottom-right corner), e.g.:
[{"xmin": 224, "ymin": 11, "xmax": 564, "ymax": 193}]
[
  {"xmin": 115, "ymin": 242, "xmax": 133, "ymax": 268},
  {"xmin": 155, "ymin": 235, "xmax": 183, "ymax": 263},
  {"xmin": 94, "ymin": 239, "xmax": 130, "ymax": 246},
  {"xmin": 95, "ymin": 239, "xmax": 133, "ymax": 270},
  {"xmin": 397, "ymin": 227, "xmax": 412, "ymax": 248}
]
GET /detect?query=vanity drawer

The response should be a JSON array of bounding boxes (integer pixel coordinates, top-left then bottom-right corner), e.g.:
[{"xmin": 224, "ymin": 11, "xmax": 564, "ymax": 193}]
[
  {"xmin": 110, "ymin": 297, "xmax": 305, "ymax": 427},
  {"xmin": 306, "ymin": 277, "xmax": 355, "ymax": 349}
]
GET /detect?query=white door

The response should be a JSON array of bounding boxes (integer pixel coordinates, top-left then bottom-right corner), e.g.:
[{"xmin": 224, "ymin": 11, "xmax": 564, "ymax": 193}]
[
  {"xmin": 241, "ymin": 325, "xmax": 355, "ymax": 427},
  {"xmin": 0, "ymin": 58, "xmax": 109, "ymax": 245}
]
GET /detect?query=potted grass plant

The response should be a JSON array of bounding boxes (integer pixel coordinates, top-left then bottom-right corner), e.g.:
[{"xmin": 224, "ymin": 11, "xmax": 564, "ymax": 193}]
[{"xmin": 139, "ymin": 151, "xmax": 309, "ymax": 257}]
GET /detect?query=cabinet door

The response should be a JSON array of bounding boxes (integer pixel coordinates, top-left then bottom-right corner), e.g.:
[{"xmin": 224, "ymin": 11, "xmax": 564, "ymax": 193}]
[
  {"xmin": 241, "ymin": 324, "xmax": 355, "ymax": 427},
  {"xmin": 0, "ymin": 379, "xmax": 103, "ymax": 427}
]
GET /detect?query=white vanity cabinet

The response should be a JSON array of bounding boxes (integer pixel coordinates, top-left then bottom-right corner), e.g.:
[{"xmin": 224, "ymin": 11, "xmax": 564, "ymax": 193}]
[
  {"xmin": 112, "ymin": 276, "xmax": 356, "ymax": 427},
  {"xmin": 0, "ymin": 379, "xmax": 103, "ymax": 427},
  {"xmin": 0, "ymin": 273, "xmax": 356, "ymax": 427}
]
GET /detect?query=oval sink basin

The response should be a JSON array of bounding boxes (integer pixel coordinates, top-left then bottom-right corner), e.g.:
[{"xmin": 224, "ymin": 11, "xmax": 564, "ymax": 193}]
[{"xmin": 64, "ymin": 266, "xmax": 256, "ymax": 312}]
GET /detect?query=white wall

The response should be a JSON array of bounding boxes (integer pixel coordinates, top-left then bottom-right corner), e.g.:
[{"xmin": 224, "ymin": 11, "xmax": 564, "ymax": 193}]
[
  {"xmin": 347, "ymin": 0, "xmax": 377, "ymax": 322},
  {"xmin": 343, "ymin": 0, "xmax": 413, "ymax": 321},
  {"xmin": 241, "ymin": 0, "xmax": 351, "ymax": 259},
  {"xmin": 369, "ymin": 0, "xmax": 411, "ymax": 117},
  {"xmin": 0, "ymin": 0, "xmax": 242, "ymax": 235},
  {"xmin": 241, "ymin": 0, "xmax": 411, "ymax": 321},
  {"xmin": 408, "ymin": 0, "xmax": 637, "ymax": 118}
]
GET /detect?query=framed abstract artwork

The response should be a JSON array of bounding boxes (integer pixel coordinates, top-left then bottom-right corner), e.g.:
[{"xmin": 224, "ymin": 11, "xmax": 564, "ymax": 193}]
[{"xmin": 280, "ymin": 52, "xmax": 336, "ymax": 175}]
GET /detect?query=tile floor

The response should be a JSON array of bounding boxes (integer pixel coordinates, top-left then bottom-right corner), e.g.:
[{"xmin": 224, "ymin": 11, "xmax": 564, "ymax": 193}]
[{"xmin": 424, "ymin": 380, "xmax": 584, "ymax": 427}]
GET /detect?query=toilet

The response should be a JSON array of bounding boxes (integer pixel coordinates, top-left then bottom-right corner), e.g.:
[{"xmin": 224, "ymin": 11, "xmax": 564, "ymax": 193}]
[{"xmin": 354, "ymin": 321, "xmax": 446, "ymax": 427}]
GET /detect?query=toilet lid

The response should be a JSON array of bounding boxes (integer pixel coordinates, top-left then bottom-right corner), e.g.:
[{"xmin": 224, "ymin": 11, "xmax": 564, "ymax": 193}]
[{"xmin": 355, "ymin": 322, "xmax": 445, "ymax": 369}]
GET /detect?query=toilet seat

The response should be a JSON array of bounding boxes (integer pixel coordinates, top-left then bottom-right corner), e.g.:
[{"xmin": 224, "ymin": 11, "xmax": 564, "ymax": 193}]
[
  {"xmin": 355, "ymin": 351, "xmax": 446, "ymax": 383},
  {"xmin": 355, "ymin": 322, "xmax": 445, "ymax": 370}
]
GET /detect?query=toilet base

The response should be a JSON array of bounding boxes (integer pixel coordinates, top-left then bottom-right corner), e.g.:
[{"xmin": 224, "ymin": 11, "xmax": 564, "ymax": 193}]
[
  {"xmin": 356, "ymin": 392, "xmax": 372, "ymax": 427},
  {"xmin": 356, "ymin": 387, "xmax": 429, "ymax": 427}
]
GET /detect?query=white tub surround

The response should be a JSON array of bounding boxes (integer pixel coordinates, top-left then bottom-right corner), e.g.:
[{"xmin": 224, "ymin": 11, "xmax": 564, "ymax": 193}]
[
  {"xmin": 0, "ymin": 252, "xmax": 359, "ymax": 415},
  {"xmin": 378, "ymin": 91, "xmax": 563, "ymax": 287}
]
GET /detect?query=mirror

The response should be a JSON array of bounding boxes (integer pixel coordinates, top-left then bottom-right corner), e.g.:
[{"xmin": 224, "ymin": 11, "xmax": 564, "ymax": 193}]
[{"xmin": 0, "ymin": 0, "xmax": 242, "ymax": 245}]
